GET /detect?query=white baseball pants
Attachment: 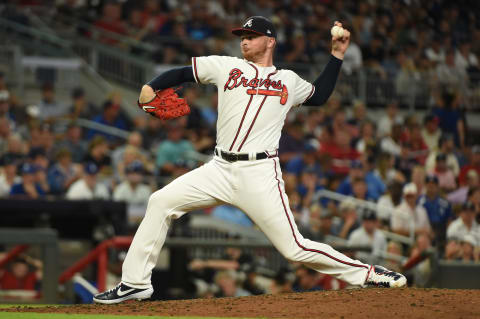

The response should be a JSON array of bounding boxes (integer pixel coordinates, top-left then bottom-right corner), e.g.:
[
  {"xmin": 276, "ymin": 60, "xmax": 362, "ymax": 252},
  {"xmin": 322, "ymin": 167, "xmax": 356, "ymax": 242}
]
[{"xmin": 122, "ymin": 155, "xmax": 370, "ymax": 288}]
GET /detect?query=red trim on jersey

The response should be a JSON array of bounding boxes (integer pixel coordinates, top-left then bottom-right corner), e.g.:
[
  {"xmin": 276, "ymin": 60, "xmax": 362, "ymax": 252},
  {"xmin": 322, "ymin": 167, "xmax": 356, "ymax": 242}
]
[
  {"xmin": 229, "ymin": 63, "xmax": 259, "ymax": 151},
  {"xmin": 271, "ymin": 158, "xmax": 369, "ymax": 270},
  {"xmin": 237, "ymin": 95, "xmax": 267, "ymax": 151},
  {"xmin": 237, "ymin": 70, "xmax": 278, "ymax": 151},
  {"xmin": 303, "ymin": 84, "xmax": 315, "ymax": 104},
  {"xmin": 192, "ymin": 57, "xmax": 200, "ymax": 83}
]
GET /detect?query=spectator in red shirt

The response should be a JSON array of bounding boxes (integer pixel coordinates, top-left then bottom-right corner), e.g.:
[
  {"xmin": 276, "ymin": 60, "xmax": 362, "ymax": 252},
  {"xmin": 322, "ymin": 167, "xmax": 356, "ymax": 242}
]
[
  {"xmin": 0, "ymin": 257, "xmax": 42, "ymax": 291},
  {"xmin": 93, "ymin": 1, "xmax": 126, "ymax": 45},
  {"xmin": 319, "ymin": 130, "xmax": 359, "ymax": 176},
  {"xmin": 432, "ymin": 153, "xmax": 457, "ymax": 193},
  {"xmin": 459, "ymin": 145, "xmax": 480, "ymax": 186},
  {"xmin": 405, "ymin": 123, "xmax": 429, "ymax": 165}
]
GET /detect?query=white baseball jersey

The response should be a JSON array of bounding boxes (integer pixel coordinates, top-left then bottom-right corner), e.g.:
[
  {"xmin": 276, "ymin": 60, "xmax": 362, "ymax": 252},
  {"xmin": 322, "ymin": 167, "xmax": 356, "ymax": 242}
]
[{"xmin": 192, "ymin": 56, "xmax": 315, "ymax": 152}]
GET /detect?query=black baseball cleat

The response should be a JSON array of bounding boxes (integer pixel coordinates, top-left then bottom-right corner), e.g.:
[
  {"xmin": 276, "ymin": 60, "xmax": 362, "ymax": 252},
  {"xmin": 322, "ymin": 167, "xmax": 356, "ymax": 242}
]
[
  {"xmin": 364, "ymin": 265, "xmax": 407, "ymax": 288},
  {"xmin": 93, "ymin": 283, "xmax": 153, "ymax": 304}
]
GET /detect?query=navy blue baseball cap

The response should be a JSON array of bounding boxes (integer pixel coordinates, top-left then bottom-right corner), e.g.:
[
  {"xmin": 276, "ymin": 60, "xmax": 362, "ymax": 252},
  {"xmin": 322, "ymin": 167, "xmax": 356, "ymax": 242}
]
[
  {"xmin": 84, "ymin": 162, "xmax": 99, "ymax": 175},
  {"xmin": 232, "ymin": 16, "xmax": 277, "ymax": 38},
  {"xmin": 350, "ymin": 160, "xmax": 363, "ymax": 169},
  {"xmin": 21, "ymin": 163, "xmax": 37, "ymax": 175},
  {"xmin": 126, "ymin": 160, "xmax": 144, "ymax": 174}
]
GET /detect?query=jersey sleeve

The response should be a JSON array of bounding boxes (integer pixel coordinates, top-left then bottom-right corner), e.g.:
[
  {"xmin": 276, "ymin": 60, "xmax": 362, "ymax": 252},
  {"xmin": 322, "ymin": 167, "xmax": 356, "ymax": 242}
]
[
  {"xmin": 292, "ymin": 72, "xmax": 315, "ymax": 107},
  {"xmin": 192, "ymin": 55, "xmax": 231, "ymax": 86}
]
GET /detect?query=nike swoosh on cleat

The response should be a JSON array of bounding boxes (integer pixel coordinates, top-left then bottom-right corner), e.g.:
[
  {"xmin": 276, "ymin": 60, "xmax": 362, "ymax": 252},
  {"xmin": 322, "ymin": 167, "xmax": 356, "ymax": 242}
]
[{"xmin": 117, "ymin": 288, "xmax": 135, "ymax": 296}]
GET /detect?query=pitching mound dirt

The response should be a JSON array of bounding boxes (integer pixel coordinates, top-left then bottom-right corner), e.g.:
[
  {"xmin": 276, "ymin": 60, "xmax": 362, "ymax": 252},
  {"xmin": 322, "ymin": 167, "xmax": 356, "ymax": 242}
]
[{"xmin": 7, "ymin": 288, "xmax": 480, "ymax": 318}]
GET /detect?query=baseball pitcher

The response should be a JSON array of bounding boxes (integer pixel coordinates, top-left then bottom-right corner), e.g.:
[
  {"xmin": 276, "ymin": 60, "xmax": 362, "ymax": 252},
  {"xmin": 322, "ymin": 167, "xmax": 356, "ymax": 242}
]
[{"xmin": 94, "ymin": 17, "xmax": 406, "ymax": 304}]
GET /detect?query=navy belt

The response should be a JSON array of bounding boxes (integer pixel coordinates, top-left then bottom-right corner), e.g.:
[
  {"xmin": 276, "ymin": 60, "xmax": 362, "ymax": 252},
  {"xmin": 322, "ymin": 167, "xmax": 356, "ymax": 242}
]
[{"xmin": 214, "ymin": 149, "xmax": 277, "ymax": 162}]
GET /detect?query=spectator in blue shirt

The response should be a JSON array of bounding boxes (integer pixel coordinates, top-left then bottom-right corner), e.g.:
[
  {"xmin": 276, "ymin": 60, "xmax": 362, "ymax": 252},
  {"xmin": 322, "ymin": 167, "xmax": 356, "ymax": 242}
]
[
  {"xmin": 87, "ymin": 100, "xmax": 128, "ymax": 142},
  {"xmin": 418, "ymin": 174, "xmax": 453, "ymax": 249},
  {"xmin": 285, "ymin": 140, "xmax": 324, "ymax": 180},
  {"xmin": 10, "ymin": 163, "xmax": 45, "ymax": 199},
  {"xmin": 47, "ymin": 149, "xmax": 80, "ymax": 195},
  {"xmin": 337, "ymin": 160, "xmax": 379, "ymax": 200}
]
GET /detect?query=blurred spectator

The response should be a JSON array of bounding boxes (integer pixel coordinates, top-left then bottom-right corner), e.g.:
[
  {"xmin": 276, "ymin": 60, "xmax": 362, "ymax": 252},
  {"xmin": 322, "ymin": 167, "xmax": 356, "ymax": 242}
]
[
  {"xmin": 445, "ymin": 202, "xmax": 480, "ymax": 260},
  {"xmin": 211, "ymin": 205, "xmax": 253, "ymax": 227},
  {"xmin": 404, "ymin": 123, "xmax": 429, "ymax": 165},
  {"xmin": 431, "ymin": 153, "xmax": 457, "ymax": 193},
  {"xmin": 391, "ymin": 183, "xmax": 431, "ymax": 237},
  {"xmin": 0, "ymin": 256, "xmax": 42, "ymax": 291},
  {"xmin": 377, "ymin": 181, "xmax": 404, "ymax": 223},
  {"xmin": 336, "ymin": 200, "xmax": 360, "ymax": 239},
  {"xmin": 425, "ymin": 36, "xmax": 445, "ymax": 64},
  {"xmin": 432, "ymin": 90, "xmax": 466, "ymax": 148},
  {"xmin": 458, "ymin": 234, "xmax": 479, "ymax": 262},
  {"xmin": 455, "ymin": 41, "xmax": 478, "ymax": 73},
  {"xmin": 93, "ymin": 1, "xmax": 126, "ymax": 45},
  {"xmin": 113, "ymin": 160, "xmax": 150, "ymax": 205},
  {"xmin": 83, "ymin": 136, "xmax": 112, "ymax": 172},
  {"xmin": 292, "ymin": 265, "xmax": 323, "ymax": 292},
  {"xmin": 65, "ymin": 162, "xmax": 110, "ymax": 200},
  {"xmin": 0, "ymin": 90, "xmax": 14, "ymax": 125},
  {"xmin": 384, "ymin": 241, "xmax": 403, "ymax": 274},
  {"xmin": 0, "ymin": 117, "xmax": 12, "ymax": 156},
  {"xmin": 297, "ymin": 167, "xmax": 324, "ymax": 209},
  {"xmin": 342, "ymin": 38, "xmax": 363, "ymax": 75},
  {"xmin": 374, "ymin": 152, "xmax": 404, "ymax": 186},
  {"xmin": 355, "ymin": 120, "xmax": 376, "ymax": 155},
  {"xmin": 377, "ymin": 101, "xmax": 402, "ymax": 138},
  {"xmin": 337, "ymin": 160, "xmax": 382, "ymax": 201},
  {"xmin": 436, "ymin": 49, "xmax": 468, "ymax": 92},
  {"xmin": 36, "ymin": 83, "xmax": 68, "ymax": 122},
  {"xmin": 448, "ymin": 170, "xmax": 479, "ymax": 204},
  {"xmin": 411, "ymin": 165, "xmax": 426, "ymax": 196},
  {"xmin": 47, "ymin": 148, "xmax": 81, "ymax": 195},
  {"xmin": 347, "ymin": 208, "xmax": 387, "ymax": 265},
  {"xmin": 53, "ymin": 122, "xmax": 87, "ymax": 163},
  {"xmin": 68, "ymin": 87, "xmax": 96, "ymax": 120},
  {"xmin": 425, "ymin": 134, "xmax": 460, "ymax": 177},
  {"xmin": 421, "ymin": 114, "xmax": 441, "ymax": 152},
  {"xmin": 87, "ymin": 100, "xmax": 128, "ymax": 142},
  {"xmin": 0, "ymin": 154, "xmax": 21, "ymax": 198},
  {"xmin": 10, "ymin": 163, "xmax": 45, "ymax": 199},
  {"xmin": 380, "ymin": 122, "xmax": 404, "ymax": 157},
  {"xmin": 279, "ymin": 120, "xmax": 305, "ymax": 164},
  {"xmin": 305, "ymin": 204, "xmax": 335, "ymax": 242},
  {"xmin": 319, "ymin": 130, "xmax": 359, "ymax": 177},
  {"xmin": 418, "ymin": 175, "xmax": 453, "ymax": 249},
  {"xmin": 270, "ymin": 269, "xmax": 294, "ymax": 294},
  {"xmin": 285, "ymin": 140, "xmax": 323, "ymax": 179},
  {"xmin": 458, "ymin": 145, "xmax": 480, "ymax": 186},
  {"xmin": 409, "ymin": 234, "xmax": 433, "ymax": 286},
  {"xmin": 156, "ymin": 124, "xmax": 196, "ymax": 177},
  {"xmin": 214, "ymin": 270, "xmax": 250, "ymax": 297},
  {"xmin": 241, "ymin": 264, "xmax": 265, "ymax": 296}
]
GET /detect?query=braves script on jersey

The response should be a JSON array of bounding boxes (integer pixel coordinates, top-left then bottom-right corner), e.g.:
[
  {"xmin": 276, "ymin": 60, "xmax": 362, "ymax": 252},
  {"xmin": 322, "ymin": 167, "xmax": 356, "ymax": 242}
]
[{"xmin": 192, "ymin": 56, "xmax": 314, "ymax": 152}]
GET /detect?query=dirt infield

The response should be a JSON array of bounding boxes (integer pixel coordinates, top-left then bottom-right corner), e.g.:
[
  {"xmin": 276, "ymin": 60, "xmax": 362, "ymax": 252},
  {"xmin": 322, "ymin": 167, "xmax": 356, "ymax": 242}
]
[{"xmin": 8, "ymin": 288, "xmax": 480, "ymax": 318}]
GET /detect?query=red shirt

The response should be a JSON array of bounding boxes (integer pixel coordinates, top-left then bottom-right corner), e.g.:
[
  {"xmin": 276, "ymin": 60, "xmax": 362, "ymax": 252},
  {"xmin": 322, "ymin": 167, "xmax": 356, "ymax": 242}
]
[
  {"xmin": 319, "ymin": 142, "xmax": 360, "ymax": 176},
  {"xmin": 0, "ymin": 271, "xmax": 37, "ymax": 290},
  {"xmin": 458, "ymin": 165, "xmax": 480, "ymax": 186}
]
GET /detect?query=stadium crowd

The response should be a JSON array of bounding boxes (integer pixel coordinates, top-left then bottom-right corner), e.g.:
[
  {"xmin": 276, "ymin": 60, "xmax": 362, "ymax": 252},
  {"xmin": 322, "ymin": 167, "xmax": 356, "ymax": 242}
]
[{"xmin": 1, "ymin": 0, "xmax": 480, "ymax": 299}]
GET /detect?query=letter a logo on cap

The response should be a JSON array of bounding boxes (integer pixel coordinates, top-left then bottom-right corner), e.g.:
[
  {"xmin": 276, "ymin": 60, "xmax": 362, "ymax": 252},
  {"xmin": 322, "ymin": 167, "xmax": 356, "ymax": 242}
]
[{"xmin": 244, "ymin": 19, "xmax": 253, "ymax": 27}]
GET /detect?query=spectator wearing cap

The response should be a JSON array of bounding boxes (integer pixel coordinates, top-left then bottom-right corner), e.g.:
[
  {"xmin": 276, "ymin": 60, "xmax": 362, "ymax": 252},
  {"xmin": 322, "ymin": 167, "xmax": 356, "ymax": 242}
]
[
  {"xmin": 113, "ymin": 160, "xmax": 151, "ymax": 205},
  {"xmin": 447, "ymin": 170, "xmax": 479, "ymax": 204},
  {"xmin": 431, "ymin": 153, "xmax": 457, "ymax": 192},
  {"xmin": 337, "ymin": 160, "xmax": 382, "ymax": 201},
  {"xmin": 65, "ymin": 162, "xmax": 109, "ymax": 200},
  {"xmin": 458, "ymin": 234, "xmax": 479, "ymax": 262},
  {"xmin": 53, "ymin": 122, "xmax": 87, "ymax": 163},
  {"xmin": 10, "ymin": 163, "xmax": 45, "ymax": 199},
  {"xmin": 47, "ymin": 149, "xmax": 81, "ymax": 195},
  {"xmin": 36, "ymin": 83, "xmax": 68, "ymax": 121},
  {"xmin": 296, "ymin": 166, "xmax": 325, "ymax": 209},
  {"xmin": 425, "ymin": 134, "xmax": 460, "ymax": 177},
  {"xmin": 421, "ymin": 114, "xmax": 442, "ymax": 152},
  {"xmin": 87, "ymin": 100, "xmax": 128, "ymax": 142},
  {"xmin": 418, "ymin": 175, "xmax": 453, "ymax": 248},
  {"xmin": 458, "ymin": 145, "xmax": 480, "ymax": 186},
  {"xmin": 0, "ymin": 154, "xmax": 21, "ymax": 197},
  {"xmin": 445, "ymin": 202, "xmax": 480, "ymax": 260},
  {"xmin": 285, "ymin": 140, "xmax": 323, "ymax": 178},
  {"xmin": 68, "ymin": 87, "xmax": 96, "ymax": 120},
  {"xmin": 347, "ymin": 208, "xmax": 387, "ymax": 265},
  {"xmin": 391, "ymin": 183, "xmax": 431, "ymax": 237}
]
